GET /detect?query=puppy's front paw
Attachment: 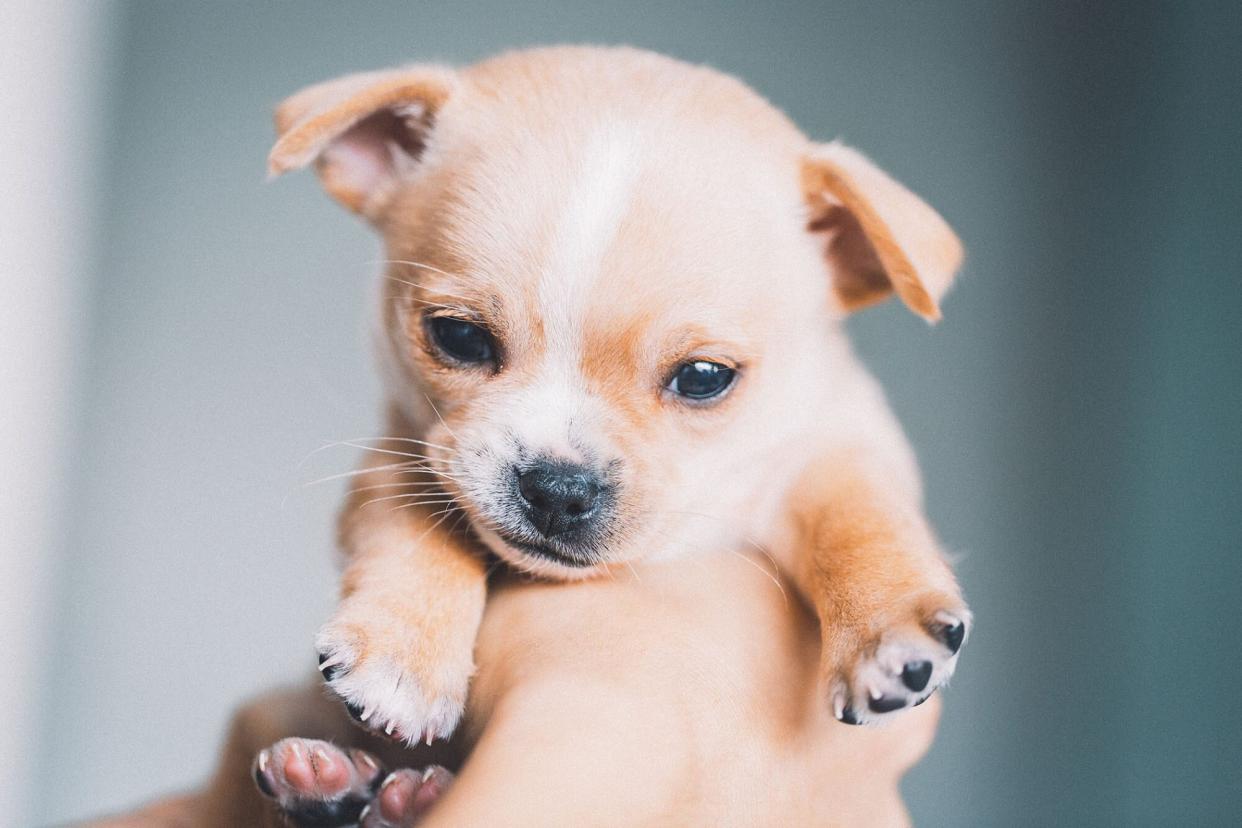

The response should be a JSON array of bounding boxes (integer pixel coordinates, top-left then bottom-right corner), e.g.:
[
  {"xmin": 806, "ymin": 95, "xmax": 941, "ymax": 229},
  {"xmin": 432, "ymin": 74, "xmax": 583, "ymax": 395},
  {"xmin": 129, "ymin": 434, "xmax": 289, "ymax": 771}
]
[
  {"xmin": 826, "ymin": 599, "xmax": 970, "ymax": 726},
  {"xmin": 315, "ymin": 600, "xmax": 475, "ymax": 746}
]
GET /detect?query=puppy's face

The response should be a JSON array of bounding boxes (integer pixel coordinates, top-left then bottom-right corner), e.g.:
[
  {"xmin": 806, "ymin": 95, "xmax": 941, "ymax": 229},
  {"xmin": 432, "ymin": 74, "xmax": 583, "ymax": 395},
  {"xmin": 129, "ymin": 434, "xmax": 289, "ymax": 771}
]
[
  {"xmin": 270, "ymin": 48, "xmax": 962, "ymax": 578},
  {"xmin": 382, "ymin": 125, "xmax": 827, "ymax": 576}
]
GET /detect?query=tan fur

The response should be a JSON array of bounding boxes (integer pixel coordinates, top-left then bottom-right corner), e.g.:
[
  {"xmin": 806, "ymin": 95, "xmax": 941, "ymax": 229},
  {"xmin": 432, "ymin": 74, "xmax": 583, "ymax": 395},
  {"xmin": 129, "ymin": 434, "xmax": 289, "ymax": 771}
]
[
  {"xmin": 241, "ymin": 44, "xmax": 971, "ymax": 819},
  {"xmin": 269, "ymin": 67, "xmax": 457, "ymax": 216},
  {"xmin": 321, "ymin": 406, "xmax": 488, "ymax": 742},
  {"xmin": 780, "ymin": 448, "xmax": 966, "ymax": 699},
  {"xmin": 802, "ymin": 144, "xmax": 964, "ymax": 320},
  {"xmin": 95, "ymin": 555, "xmax": 938, "ymax": 826}
]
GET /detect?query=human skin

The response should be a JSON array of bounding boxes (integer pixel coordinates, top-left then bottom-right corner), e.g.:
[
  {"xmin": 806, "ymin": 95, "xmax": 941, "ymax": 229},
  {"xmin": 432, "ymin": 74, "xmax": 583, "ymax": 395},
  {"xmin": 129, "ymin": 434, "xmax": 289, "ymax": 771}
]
[{"xmin": 94, "ymin": 550, "xmax": 941, "ymax": 826}]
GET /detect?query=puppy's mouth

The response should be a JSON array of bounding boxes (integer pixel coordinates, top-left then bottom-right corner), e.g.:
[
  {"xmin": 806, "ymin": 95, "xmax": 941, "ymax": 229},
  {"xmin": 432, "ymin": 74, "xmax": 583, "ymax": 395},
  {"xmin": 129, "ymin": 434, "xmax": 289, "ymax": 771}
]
[
  {"xmin": 433, "ymin": 484, "xmax": 603, "ymax": 572},
  {"xmin": 447, "ymin": 457, "xmax": 621, "ymax": 574},
  {"xmin": 486, "ymin": 528, "xmax": 598, "ymax": 569}
]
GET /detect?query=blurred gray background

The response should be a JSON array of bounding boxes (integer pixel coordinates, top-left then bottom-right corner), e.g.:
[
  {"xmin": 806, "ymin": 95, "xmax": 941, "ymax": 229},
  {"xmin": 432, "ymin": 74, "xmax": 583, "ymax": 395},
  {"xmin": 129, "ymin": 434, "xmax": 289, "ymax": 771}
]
[{"xmin": 6, "ymin": 1, "xmax": 1240, "ymax": 825}]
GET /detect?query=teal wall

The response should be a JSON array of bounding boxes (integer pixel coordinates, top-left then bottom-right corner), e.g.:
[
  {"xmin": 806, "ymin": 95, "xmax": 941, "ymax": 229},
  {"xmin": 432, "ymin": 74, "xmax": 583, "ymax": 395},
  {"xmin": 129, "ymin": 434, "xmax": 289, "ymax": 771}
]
[{"xmin": 38, "ymin": 2, "xmax": 1241, "ymax": 823}]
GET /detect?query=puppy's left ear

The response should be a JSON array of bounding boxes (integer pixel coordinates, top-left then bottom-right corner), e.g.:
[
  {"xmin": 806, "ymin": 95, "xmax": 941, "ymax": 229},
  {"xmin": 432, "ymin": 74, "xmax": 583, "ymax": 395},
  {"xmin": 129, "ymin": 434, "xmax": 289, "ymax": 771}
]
[
  {"xmin": 268, "ymin": 65, "xmax": 457, "ymax": 220},
  {"xmin": 802, "ymin": 142, "xmax": 963, "ymax": 322}
]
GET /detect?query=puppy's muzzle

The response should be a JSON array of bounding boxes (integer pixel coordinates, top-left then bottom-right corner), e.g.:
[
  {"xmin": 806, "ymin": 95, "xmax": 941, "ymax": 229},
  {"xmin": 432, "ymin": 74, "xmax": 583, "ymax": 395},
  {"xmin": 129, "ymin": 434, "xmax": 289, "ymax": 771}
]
[{"xmin": 515, "ymin": 459, "xmax": 612, "ymax": 542}]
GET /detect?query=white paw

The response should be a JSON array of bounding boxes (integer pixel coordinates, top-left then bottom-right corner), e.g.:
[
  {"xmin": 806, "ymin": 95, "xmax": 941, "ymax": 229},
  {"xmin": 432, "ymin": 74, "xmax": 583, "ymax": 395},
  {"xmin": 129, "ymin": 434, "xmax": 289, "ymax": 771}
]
[
  {"xmin": 315, "ymin": 619, "xmax": 470, "ymax": 746},
  {"xmin": 829, "ymin": 609, "xmax": 970, "ymax": 726}
]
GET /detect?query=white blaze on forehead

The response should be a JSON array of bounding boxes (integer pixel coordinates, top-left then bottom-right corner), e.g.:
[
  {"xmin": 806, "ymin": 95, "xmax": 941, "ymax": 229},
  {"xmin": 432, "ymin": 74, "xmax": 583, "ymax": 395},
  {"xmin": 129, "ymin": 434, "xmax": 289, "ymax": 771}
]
[
  {"xmin": 506, "ymin": 360, "xmax": 590, "ymax": 463},
  {"xmin": 509, "ymin": 125, "xmax": 641, "ymax": 462},
  {"xmin": 539, "ymin": 125, "xmax": 642, "ymax": 353}
]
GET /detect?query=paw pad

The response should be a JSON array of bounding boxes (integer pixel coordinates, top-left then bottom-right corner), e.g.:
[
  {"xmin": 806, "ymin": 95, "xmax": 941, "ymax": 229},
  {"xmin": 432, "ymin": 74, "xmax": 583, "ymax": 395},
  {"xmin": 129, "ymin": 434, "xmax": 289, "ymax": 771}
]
[
  {"xmin": 900, "ymin": 660, "xmax": 932, "ymax": 692},
  {"xmin": 933, "ymin": 614, "xmax": 967, "ymax": 654},
  {"xmin": 252, "ymin": 739, "xmax": 384, "ymax": 827},
  {"xmin": 828, "ymin": 607, "xmax": 971, "ymax": 726}
]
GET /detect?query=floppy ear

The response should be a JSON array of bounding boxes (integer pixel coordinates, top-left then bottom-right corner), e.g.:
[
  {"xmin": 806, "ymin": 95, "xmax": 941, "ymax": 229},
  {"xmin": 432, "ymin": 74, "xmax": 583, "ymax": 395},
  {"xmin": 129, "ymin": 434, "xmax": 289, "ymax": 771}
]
[
  {"xmin": 801, "ymin": 142, "xmax": 963, "ymax": 322},
  {"xmin": 268, "ymin": 65, "xmax": 457, "ymax": 219}
]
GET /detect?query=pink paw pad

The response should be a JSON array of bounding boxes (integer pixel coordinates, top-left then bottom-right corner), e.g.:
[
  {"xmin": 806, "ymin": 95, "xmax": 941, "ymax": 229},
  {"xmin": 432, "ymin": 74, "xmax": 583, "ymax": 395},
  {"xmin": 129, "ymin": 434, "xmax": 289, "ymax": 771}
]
[
  {"xmin": 360, "ymin": 766, "xmax": 454, "ymax": 827},
  {"xmin": 253, "ymin": 738, "xmax": 384, "ymax": 826}
]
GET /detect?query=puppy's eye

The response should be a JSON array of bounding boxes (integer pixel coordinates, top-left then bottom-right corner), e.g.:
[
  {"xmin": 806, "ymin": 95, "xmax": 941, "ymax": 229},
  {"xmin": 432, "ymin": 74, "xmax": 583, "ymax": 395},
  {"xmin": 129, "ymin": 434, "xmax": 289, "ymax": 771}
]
[
  {"xmin": 428, "ymin": 316, "xmax": 495, "ymax": 364},
  {"xmin": 666, "ymin": 360, "xmax": 736, "ymax": 401}
]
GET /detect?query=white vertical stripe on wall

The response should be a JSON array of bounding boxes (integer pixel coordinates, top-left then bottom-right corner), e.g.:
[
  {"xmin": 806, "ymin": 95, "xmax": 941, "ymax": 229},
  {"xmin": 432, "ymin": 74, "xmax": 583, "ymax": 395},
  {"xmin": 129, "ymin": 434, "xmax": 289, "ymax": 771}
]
[{"xmin": 0, "ymin": 2, "xmax": 113, "ymax": 824}]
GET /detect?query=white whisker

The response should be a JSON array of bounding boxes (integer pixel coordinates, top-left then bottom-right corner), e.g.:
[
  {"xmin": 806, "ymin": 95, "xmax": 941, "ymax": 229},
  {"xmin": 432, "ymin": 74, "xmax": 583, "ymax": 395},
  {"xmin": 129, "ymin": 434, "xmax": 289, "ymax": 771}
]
[
  {"xmin": 359, "ymin": 493, "xmax": 458, "ymax": 509},
  {"xmin": 347, "ymin": 481, "xmax": 449, "ymax": 494},
  {"xmin": 388, "ymin": 499, "xmax": 461, "ymax": 513},
  {"xmin": 412, "ymin": 505, "xmax": 464, "ymax": 544},
  {"xmin": 326, "ymin": 435, "xmax": 455, "ymax": 453},
  {"xmin": 300, "ymin": 460, "xmax": 421, "ymax": 488},
  {"xmin": 335, "ymin": 441, "xmax": 441, "ymax": 461},
  {"xmin": 376, "ymin": 259, "xmax": 464, "ymax": 281},
  {"xmin": 394, "ymin": 467, "xmax": 464, "ymax": 482},
  {"xmin": 422, "ymin": 393, "xmax": 459, "ymax": 441},
  {"xmin": 297, "ymin": 435, "xmax": 453, "ymax": 468}
]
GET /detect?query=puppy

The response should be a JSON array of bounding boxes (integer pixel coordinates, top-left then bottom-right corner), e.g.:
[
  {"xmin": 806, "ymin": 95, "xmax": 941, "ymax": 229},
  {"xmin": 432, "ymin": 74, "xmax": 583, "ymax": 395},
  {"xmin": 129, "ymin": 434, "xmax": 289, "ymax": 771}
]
[{"xmin": 268, "ymin": 45, "xmax": 970, "ymax": 752}]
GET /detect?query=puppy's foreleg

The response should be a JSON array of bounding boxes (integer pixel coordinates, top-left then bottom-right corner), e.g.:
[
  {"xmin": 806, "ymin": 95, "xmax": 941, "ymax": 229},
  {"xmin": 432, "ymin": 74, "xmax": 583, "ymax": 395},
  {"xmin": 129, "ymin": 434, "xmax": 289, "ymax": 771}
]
[
  {"xmin": 786, "ymin": 447, "xmax": 970, "ymax": 725},
  {"xmin": 317, "ymin": 422, "xmax": 487, "ymax": 746}
]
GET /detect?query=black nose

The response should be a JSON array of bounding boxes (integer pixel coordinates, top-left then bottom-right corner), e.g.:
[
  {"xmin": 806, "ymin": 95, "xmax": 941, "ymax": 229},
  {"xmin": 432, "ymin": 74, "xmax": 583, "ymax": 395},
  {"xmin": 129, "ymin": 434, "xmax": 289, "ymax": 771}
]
[{"xmin": 516, "ymin": 460, "xmax": 607, "ymax": 539}]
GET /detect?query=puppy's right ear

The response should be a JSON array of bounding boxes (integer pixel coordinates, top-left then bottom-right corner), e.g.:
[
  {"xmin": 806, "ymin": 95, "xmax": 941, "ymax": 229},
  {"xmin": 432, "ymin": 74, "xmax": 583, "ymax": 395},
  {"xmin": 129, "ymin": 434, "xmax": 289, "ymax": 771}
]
[{"xmin": 268, "ymin": 66, "xmax": 457, "ymax": 219}]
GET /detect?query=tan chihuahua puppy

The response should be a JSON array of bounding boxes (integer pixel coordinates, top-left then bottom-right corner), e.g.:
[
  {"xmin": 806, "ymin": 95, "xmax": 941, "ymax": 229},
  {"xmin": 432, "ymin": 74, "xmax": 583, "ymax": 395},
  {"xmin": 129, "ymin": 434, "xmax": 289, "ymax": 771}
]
[{"xmin": 269, "ymin": 45, "xmax": 969, "ymax": 756}]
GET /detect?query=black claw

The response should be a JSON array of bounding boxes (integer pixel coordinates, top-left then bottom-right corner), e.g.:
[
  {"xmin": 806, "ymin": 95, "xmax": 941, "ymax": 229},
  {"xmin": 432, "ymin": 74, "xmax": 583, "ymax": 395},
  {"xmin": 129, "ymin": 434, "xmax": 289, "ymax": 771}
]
[
  {"xmin": 901, "ymin": 660, "xmax": 933, "ymax": 692},
  {"xmin": 838, "ymin": 707, "xmax": 863, "ymax": 725},
  {"xmin": 345, "ymin": 701, "xmax": 366, "ymax": 722},
  {"xmin": 253, "ymin": 764, "xmax": 275, "ymax": 798},
  {"xmin": 936, "ymin": 620, "xmax": 966, "ymax": 654},
  {"xmin": 868, "ymin": 694, "xmax": 908, "ymax": 713},
  {"xmin": 317, "ymin": 652, "xmax": 342, "ymax": 682}
]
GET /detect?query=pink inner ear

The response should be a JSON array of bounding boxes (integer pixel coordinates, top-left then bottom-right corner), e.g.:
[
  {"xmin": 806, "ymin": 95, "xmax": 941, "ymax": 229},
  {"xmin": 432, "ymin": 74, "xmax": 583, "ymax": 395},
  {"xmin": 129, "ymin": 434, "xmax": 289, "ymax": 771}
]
[
  {"xmin": 320, "ymin": 137, "xmax": 391, "ymax": 204},
  {"xmin": 317, "ymin": 109, "xmax": 428, "ymax": 213}
]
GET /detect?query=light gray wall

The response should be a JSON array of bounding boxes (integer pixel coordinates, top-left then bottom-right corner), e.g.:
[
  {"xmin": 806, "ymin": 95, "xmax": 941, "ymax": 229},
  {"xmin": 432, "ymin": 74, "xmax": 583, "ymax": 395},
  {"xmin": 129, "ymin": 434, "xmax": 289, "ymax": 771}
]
[{"xmin": 32, "ymin": 1, "xmax": 1241, "ymax": 825}]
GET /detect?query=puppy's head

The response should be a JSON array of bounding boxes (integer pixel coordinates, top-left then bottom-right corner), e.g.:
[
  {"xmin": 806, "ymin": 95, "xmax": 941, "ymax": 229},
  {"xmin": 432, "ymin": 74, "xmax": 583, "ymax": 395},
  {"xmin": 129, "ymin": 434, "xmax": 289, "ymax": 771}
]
[{"xmin": 271, "ymin": 47, "xmax": 962, "ymax": 577}]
